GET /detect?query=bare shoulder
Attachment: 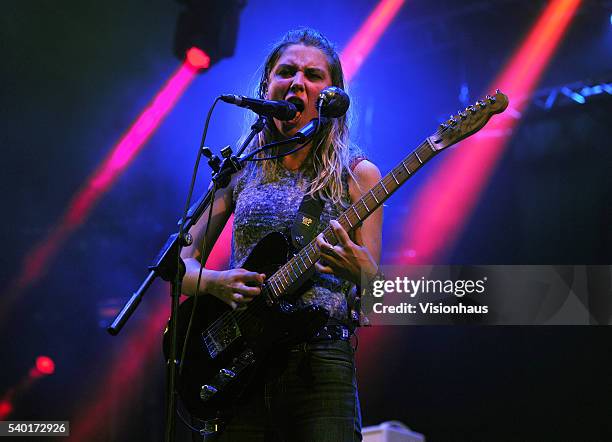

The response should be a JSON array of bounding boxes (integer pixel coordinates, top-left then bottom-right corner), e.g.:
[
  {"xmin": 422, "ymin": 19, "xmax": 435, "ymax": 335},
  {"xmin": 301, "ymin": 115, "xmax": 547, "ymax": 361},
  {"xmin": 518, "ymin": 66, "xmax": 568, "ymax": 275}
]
[{"xmin": 349, "ymin": 159, "xmax": 382, "ymax": 199}]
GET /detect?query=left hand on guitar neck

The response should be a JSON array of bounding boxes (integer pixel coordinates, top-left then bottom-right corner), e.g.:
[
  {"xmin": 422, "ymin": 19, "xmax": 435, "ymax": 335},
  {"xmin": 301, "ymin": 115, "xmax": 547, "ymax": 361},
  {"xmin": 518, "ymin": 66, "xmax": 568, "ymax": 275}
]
[{"xmin": 315, "ymin": 220, "xmax": 378, "ymax": 286}]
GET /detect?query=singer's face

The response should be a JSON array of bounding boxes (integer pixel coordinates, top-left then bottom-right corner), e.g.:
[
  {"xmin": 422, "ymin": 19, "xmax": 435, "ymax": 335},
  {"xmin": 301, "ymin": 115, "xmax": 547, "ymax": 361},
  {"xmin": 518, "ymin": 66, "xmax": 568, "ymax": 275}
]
[{"xmin": 266, "ymin": 44, "xmax": 332, "ymax": 137}]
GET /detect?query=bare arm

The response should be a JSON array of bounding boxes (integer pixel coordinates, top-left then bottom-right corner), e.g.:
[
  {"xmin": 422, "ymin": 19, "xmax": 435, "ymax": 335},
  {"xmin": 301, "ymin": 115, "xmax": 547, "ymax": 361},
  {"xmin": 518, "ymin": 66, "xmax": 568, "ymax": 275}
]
[
  {"xmin": 181, "ymin": 176, "xmax": 265, "ymax": 308},
  {"xmin": 316, "ymin": 159, "xmax": 383, "ymax": 284}
]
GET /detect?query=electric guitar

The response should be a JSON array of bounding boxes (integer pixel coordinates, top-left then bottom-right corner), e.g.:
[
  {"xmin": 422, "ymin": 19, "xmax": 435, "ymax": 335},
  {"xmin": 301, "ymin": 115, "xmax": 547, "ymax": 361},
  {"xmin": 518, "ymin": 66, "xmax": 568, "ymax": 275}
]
[{"xmin": 163, "ymin": 91, "xmax": 509, "ymax": 419}]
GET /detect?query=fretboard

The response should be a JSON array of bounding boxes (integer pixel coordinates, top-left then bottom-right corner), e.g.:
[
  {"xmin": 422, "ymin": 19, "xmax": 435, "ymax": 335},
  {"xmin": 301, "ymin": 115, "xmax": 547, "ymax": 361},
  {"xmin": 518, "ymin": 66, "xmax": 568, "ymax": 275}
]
[{"xmin": 265, "ymin": 137, "xmax": 439, "ymax": 301}]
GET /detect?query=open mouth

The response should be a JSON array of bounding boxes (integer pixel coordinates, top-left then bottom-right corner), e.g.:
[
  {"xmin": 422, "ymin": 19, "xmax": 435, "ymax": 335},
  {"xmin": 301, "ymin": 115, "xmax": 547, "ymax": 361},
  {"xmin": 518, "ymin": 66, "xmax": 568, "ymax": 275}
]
[{"xmin": 286, "ymin": 96, "xmax": 305, "ymax": 114}]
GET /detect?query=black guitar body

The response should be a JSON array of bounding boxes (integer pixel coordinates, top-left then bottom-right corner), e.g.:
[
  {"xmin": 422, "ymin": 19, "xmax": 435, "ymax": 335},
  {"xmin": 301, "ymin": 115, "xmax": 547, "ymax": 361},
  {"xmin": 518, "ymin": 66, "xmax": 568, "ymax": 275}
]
[
  {"xmin": 161, "ymin": 89, "xmax": 510, "ymax": 422},
  {"xmin": 163, "ymin": 232, "xmax": 329, "ymax": 420}
]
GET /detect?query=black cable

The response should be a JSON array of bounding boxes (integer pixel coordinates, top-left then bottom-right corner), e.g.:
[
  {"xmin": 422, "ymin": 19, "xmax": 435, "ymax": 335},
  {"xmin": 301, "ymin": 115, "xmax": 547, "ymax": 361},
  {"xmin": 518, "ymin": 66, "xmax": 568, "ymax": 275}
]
[
  {"xmin": 246, "ymin": 104, "xmax": 325, "ymax": 162},
  {"xmin": 246, "ymin": 139, "xmax": 310, "ymax": 161},
  {"xmin": 171, "ymin": 97, "xmax": 220, "ymax": 394}
]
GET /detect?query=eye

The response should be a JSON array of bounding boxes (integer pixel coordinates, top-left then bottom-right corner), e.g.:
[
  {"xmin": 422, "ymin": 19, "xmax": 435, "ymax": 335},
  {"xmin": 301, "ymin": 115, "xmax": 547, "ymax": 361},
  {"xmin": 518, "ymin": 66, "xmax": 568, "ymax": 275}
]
[
  {"xmin": 276, "ymin": 67, "xmax": 294, "ymax": 78},
  {"xmin": 306, "ymin": 70, "xmax": 325, "ymax": 80}
]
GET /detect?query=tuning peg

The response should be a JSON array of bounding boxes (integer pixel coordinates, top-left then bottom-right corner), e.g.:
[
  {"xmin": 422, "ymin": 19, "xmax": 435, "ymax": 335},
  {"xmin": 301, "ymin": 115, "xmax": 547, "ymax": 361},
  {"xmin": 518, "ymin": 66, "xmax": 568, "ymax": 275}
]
[
  {"xmin": 448, "ymin": 116, "xmax": 458, "ymax": 126},
  {"xmin": 439, "ymin": 122, "xmax": 449, "ymax": 129},
  {"xmin": 459, "ymin": 111, "xmax": 467, "ymax": 119},
  {"xmin": 486, "ymin": 94, "xmax": 496, "ymax": 104},
  {"xmin": 477, "ymin": 100, "xmax": 487, "ymax": 107},
  {"xmin": 495, "ymin": 88, "xmax": 501, "ymax": 94},
  {"xmin": 467, "ymin": 106, "xmax": 476, "ymax": 114}
]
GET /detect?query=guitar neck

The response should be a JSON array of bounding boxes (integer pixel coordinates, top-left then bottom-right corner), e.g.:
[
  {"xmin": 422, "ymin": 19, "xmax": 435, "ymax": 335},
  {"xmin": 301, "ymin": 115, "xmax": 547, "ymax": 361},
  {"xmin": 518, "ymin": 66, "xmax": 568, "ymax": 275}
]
[{"xmin": 264, "ymin": 137, "xmax": 439, "ymax": 301}]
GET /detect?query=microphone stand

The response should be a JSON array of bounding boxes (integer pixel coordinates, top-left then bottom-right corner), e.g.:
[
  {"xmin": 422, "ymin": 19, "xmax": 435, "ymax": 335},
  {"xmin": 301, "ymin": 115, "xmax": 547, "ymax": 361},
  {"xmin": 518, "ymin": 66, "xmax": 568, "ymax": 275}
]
[
  {"xmin": 106, "ymin": 114, "xmax": 323, "ymax": 442},
  {"xmin": 106, "ymin": 115, "xmax": 267, "ymax": 442}
]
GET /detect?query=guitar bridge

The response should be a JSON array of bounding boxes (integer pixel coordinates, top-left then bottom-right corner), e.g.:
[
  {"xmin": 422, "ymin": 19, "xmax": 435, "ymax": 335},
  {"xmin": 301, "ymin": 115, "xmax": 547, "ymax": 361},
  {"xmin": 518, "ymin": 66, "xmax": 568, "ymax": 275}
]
[{"xmin": 201, "ymin": 315, "xmax": 242, "ymax": 359}]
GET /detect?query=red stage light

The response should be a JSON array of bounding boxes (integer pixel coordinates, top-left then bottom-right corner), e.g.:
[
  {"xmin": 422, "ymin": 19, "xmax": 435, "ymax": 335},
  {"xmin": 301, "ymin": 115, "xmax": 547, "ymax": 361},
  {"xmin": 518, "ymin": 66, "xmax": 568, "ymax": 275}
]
[
  {"xmin": 2, "ymin": 56, "xmax": 206, "ymax": 315},
  {"xmin": 186, "ymin": 47, "xmax": 211, "ymax": 70},
  {"xmin": 204, "ymin": 0, "xmax": 407, "ymax": 270},
  {"xmin": 400, "ymin": 0, "xmax": 582, "ymax": 264},
  {"xmin": 341, "ymin": 0, "xmax": 406, "ymax": 80},
  {"xmin": 67, "ymin": 4, "xmax": 407, "ymax": 437},
  {"xmin": 35, "ymin": 356, "xmax": 55, "ymax": 375},
  {"xmin": 0, "ymin": 400, "xmax": 12, "ymax": 420}
]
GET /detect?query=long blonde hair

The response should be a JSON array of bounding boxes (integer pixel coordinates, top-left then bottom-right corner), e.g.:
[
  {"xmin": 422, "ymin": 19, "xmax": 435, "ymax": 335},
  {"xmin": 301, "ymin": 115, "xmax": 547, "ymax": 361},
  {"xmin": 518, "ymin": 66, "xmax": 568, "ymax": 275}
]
[{"xmin": 245, "ymin": 28, "xmax": 359, "ymax": 207}]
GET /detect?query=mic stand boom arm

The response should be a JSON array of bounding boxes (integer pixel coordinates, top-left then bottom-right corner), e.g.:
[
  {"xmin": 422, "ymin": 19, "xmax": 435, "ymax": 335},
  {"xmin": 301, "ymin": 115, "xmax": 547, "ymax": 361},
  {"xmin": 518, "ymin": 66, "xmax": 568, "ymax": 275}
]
[
  {"xmin": 106, "ymin": 115, "xmax": 267, "ymax": 442},
  {"xmin": 106, "ymin": 114, "xmax": 322, "ymax": 442}
]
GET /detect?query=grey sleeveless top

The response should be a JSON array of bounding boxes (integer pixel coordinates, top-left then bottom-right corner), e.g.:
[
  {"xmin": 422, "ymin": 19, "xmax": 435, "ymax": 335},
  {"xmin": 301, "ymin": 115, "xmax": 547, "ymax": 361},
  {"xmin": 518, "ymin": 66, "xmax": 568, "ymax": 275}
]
[{"xmin": 231, "ymin": 164, "xmax": 353, "ymax": 322}]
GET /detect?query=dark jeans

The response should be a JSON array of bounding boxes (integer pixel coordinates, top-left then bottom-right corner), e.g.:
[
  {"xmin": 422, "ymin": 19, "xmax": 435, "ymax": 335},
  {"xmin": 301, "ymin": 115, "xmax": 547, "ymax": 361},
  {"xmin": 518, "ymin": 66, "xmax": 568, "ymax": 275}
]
[{"xmin": 204, "ymin": 339, "xmax": 362, "ymax": 442}]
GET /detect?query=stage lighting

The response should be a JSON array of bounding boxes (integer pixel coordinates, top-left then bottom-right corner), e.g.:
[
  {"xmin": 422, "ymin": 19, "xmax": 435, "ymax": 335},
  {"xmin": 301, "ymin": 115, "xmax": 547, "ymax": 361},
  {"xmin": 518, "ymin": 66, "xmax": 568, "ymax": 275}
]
[
  {"xmin": 0, "ymin": 400, "xmax": 12, "ymax": 420},
  {"xmin": 174, "ymin": 0, "xmax": 246, "ymax": 66},
  {"xmin": 561, "ymin": 86, "xmax": 585, "ymax": 103},
  {"xmin": 35, "ymin": 356, "xmax": 55, "ymax": 375}
]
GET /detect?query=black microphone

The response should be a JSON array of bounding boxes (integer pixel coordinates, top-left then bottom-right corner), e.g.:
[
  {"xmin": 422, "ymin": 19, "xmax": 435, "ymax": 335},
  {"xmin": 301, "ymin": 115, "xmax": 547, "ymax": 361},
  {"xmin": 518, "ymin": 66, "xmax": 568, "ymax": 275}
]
[
  {"xmin": 220, "ymin": 94, "xmax": 304, "ymax": 121},
  {"xmin": 294, "ymin": 117, "xmax": 329, "ymax": 142},
  {"xmin": 294, "ymin": 87, "xmax": 350, "ymax": 142},
  {"xmin": 316, "ymin": 86, "xmax": 350, "ymax": 118}
]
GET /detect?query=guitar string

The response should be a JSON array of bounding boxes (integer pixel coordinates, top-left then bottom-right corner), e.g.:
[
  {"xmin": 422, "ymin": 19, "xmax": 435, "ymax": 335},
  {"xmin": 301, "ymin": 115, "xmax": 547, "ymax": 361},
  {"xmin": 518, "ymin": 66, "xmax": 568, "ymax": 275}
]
[
  {"xmin": 200, "ymin": 167, "xmax": 402, "ymax": 338},
  {"xmin": 199, "ymin": 127, "xmax": 457, "ymax": 341},
  {"xmin": 202, "ymin": 102, "xmax": 503, "ymax": 338},
  {"xmin": 199, "ymin": 140, "xmax": 437, "ymax": 341}
]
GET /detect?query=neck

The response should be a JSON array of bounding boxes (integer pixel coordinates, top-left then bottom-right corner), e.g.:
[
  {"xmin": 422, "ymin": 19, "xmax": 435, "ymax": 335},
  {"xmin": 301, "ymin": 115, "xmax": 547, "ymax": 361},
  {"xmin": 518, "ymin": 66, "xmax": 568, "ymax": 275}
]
[{"xmin": 281, "ymin": 142, "xmax": 312, "ymax": 171}]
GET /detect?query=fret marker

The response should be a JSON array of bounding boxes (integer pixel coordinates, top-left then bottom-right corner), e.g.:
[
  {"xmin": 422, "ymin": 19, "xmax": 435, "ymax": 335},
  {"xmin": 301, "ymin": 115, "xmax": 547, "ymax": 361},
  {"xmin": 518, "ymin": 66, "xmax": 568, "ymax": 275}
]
[
  {"xmin": 402, "ymin": 161, "xmax": 412, "ymax": 174},
  {"xmin": 272, "ymin": 279, "xmax": 281, "ymax": 295},
  {"xmin": 391, "ymin": 171, "xmax": 399, "ymax": 185},
  {"xmin": 380, "ymin": 181, "xmax": 389, "ymax": 194},
  {"xmin": 298, "ymin": 254, "xmax": 307, "ymax": 269},
  {"xmin": 290, "ymin": 262, "xmax": 299, "ymax": 279},
  {"xmin": 345, "ymin": 215, "xmax": 354, "ymax": 228},
  {"xmin": 425, "ymin": 137, "xmax": 437, "ymax": 152},
  {"xmin": 369, "ymin": 190, "xmax": 379, "ymax": 204},
  {"xmin": 270, "ymin": 281, "xmax": 279, "ymax": 298}
]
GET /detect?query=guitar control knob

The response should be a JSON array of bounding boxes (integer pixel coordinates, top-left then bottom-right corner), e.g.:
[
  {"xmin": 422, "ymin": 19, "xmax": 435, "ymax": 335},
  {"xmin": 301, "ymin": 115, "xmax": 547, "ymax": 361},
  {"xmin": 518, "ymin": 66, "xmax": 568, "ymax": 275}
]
[
  {"xmin": 220, "ymin": 369, "xmax": 236, "ymax": 379},
  {"xmin": 200, "ymin": 384, "xmax": 218, "ymax": 401},
  {"xmin": 181, "ymin": 232, "xmax": 193, "ymax": 246}
]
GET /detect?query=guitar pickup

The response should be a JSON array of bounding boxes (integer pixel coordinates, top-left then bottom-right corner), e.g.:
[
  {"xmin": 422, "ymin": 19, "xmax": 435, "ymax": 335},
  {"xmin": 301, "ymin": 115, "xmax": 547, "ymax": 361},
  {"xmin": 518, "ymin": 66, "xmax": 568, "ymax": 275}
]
[
  {"xmin": 219, "ymin": 369, "xmax": 236, "ymax": 379},
  {"xmin": 200, "ymin": 384, "xmax": 218, "ymax": 401},
  {"xmin": 201, "ymin": 316, "xmax": 242, "ymax": 359}
]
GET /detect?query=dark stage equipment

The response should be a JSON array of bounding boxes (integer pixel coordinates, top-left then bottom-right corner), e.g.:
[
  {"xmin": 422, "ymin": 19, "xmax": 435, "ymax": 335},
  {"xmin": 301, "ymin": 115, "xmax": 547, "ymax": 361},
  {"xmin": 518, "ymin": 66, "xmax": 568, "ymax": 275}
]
[{"xmin": 174, "ymin": 0, "xmax": 247, "ymax": 65}]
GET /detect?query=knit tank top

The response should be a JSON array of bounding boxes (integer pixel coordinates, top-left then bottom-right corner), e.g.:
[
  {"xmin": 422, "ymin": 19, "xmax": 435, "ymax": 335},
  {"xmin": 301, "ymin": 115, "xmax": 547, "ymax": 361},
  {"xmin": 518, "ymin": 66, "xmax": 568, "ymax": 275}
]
[{"xmin": 231, "ymin": 164, "xmax": 354, "ymax": 322}]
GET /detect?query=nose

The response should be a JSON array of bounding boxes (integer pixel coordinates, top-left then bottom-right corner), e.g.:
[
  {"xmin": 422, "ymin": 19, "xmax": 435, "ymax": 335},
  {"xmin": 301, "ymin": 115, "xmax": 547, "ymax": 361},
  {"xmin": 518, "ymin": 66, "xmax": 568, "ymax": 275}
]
[{"xmin": 289, "ymin": 71, "xmax": 305, "ymax": 94}]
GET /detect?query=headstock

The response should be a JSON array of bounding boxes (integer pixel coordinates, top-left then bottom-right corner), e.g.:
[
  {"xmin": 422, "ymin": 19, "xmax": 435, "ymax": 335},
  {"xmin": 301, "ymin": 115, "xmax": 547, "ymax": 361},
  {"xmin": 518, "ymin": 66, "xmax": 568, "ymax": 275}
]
[{"xmin": 429, "ymin": 90, "xmax": 509, "ymax": 151}]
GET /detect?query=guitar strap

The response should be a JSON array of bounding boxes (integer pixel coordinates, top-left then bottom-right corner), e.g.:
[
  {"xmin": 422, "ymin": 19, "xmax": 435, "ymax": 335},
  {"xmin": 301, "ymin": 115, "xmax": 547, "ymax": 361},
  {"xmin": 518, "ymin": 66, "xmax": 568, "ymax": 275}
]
[
  {"xmin": 291, "ymin": 156, "xmax": 366, "ymax": 250},
  {"xmin": 290, "ymin": 157, "xmax": 369, "ymax": 332},
  {"xmin": 291, "ymin": 187, "xmax": 325, "ymax": 251}
]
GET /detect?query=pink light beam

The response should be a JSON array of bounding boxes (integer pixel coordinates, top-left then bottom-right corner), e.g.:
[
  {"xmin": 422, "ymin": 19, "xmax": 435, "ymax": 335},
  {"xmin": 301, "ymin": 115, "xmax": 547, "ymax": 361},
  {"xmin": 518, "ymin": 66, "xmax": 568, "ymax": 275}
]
[
  {"xmin": 2, "ymin": 53, "xmax": 207, "ymax": 314},
  {"xmin": 400, "ymin": 0, "xmax": 582, "ymax": 264}
]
